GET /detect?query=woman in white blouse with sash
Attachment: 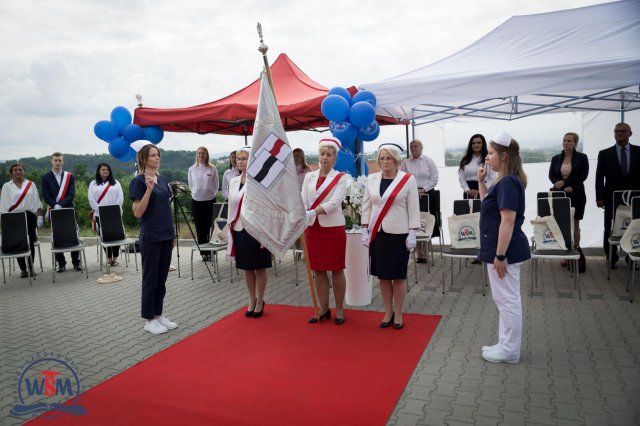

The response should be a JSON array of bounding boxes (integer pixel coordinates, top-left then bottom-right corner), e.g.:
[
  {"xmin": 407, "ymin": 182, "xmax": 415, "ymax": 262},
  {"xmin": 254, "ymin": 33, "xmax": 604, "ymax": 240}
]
[
  {"xmin": 0, "ymin": 163, "xmax": 43, "ymax": 277},
  {"xmin": 361, "ymin": 144, "xmax": 421, "ymax": 329},
  {"xmin": 88, "ymin": 163, "xmax": 124, "ymax": 266}
]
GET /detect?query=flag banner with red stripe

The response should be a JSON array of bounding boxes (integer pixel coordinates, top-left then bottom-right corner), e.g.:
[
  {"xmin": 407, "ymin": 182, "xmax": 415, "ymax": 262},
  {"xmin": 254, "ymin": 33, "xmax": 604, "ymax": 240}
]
[{"xmin": 241, "ymin": 72, "xmax": 306, "ymax": 258}]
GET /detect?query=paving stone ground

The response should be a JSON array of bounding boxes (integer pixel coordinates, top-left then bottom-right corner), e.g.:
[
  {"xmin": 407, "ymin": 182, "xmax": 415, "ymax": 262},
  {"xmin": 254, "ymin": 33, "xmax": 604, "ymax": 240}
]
[{"xmin": 1, "ymin": 241, "xmax": 639, "ymax": 425}]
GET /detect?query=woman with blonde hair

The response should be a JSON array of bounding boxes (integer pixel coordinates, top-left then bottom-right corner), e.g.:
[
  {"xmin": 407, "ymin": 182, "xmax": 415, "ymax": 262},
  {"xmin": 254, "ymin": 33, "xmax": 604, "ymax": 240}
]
[
  {"xmin": 130, "ymin": 143, "xmax": 177, "ymax": 335},
  {"xmin": 478, "ymin": 131, "xmax": 530, "ymax": 363},
  {"xmin": 362, "ymin": 143, "xmax": 420, "ymax": 329},
  {"xmin": 188, "ymin": 146, "xmax": 219, "ymax": 261},
  {"xmin": 227, "ymin": 147, "xmax": 272, "ymax": 318},
  {"xmin": 301, "ymin": 138, "xmax": 349, "ymax": 324},
  {"xmin": 294, "ymin": 148, "xmax": 312, "ymax": 190}
]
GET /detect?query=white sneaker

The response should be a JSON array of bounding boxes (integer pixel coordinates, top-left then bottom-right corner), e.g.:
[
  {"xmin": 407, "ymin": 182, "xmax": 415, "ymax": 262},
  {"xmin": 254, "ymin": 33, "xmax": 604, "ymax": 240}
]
[
  {"xmin": 482, "ymin": 344, "xmax": 499, "ymax": 352},
  {"xmin": 157, "ymin": 316, "xmax": 177, "ymax": 330},
  {"xmin": 482, "ymin": 347, "xmax": 519, "ymax": 364},
  {"xmin": 144, "ymin": 319, "xmax": 168, "ymax": 335}
]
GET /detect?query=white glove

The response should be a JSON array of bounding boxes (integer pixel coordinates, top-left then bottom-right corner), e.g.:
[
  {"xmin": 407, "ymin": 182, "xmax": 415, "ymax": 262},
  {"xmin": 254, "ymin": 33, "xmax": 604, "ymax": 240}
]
[
  {"xmin": 37, "ymin": 216, "xmax": 44, "ymax": 228},
  {"xmin": 54, "ymin": 204, "xmax": 62, "ymax": 210},
  {"xmin": 406, "ymin": 229, "xmax": 417, "ymax": 251},
  {"xmin": 361, "ymin": 228, "xmax": 370, "ymax": 247},
  {"xmin": 305, "ymin": 209, "xmax": 317, "ymax": 226}
]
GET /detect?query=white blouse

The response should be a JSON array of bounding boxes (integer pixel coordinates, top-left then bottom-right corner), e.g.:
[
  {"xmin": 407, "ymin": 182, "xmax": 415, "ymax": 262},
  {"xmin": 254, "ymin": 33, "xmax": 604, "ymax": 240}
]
[
  {"xmin": 88, "ymin": 180, "xmax": 124, "ymax": 217},
  {"xmin": 457, "ymin": 154, "xmax": 496, "ymax": 191},
  {"xmin": 399, "ymin": 155, "xmax": 439, "ymax": 191},
  {"xmin": 222, "ymin": 167, "xmax": 240, "ymax": 199},
  {"xmin": 188, "ymin": 164, "xmax": 219, "ymax": 202},
  {"xmin": 0, "ymin": 180, "xmax": 42, "ymax": 214}
]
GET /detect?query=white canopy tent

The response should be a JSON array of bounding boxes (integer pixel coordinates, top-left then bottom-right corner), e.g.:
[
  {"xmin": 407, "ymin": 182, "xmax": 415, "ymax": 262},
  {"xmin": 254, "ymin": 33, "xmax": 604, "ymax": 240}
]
[
  {"xmin": 361, "ymin": 0, "xmax": 640, "ymax": 124},
  {"xmin": 360, "ymin": 0, "xmax": 640, "ymax": 249}
]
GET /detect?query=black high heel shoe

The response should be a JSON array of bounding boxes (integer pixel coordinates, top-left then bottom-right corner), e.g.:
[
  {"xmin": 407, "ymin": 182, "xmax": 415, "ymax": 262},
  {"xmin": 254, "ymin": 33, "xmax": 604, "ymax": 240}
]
[
  {"xmin": 393, "ymin": 322, "xmax": 404, "ymax": 330},
  {"xmin": 308, "ymin": 309, "xmax": 331, "ymax": 323},
  {"xmin": 252, "ymin": 301, "xmax": 265, "ymax": 318},
  {"xmin": 245, "ymin": 298, "xmax": 257, "ymax": 317},
  {"xmin": 379, "ymin": 313, "xmax": 394, "ymax": 328}
]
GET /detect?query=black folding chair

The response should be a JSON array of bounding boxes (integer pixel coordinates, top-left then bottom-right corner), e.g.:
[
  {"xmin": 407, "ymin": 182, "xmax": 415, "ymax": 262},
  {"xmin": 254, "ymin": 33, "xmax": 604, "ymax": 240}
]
[
  {"xmin": 442, "ymin": 199, "xmax": 485, "ymax": 295},
  {"xmin": 536, "ymin": 191, "xmax": 567, "ymax": 199},
  {"xmin": 608, "ymin": 190, "xmax": 640, "ymax": 280},
  {"xmin": 531, "ymin": 198, "xmax": 581, "ymax": 299},
  {"xmin": 0, "ymin": 212, "xmax": 33, "ymax": 285},
  {"xmin": 50, "ymin": 208, "xmax": 88, "ymax": 282},
  {"xmin": 191, "ymin": 202, "xmax": 230, "ymax": 282},
  {"xmin": 98, "ymin": 205, "xmax": 138, "ymax": 274},
  {"xmin": 428, "ymin": 190, "xmax": 444, "ymax": 260}
]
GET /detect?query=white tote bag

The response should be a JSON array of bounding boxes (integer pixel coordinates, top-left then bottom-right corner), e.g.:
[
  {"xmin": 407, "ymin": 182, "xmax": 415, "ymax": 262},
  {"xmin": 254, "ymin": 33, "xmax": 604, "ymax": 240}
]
[
  {"xmin": 211, "ymin": 202, "xmax": 229, "ymax": 245},
  {"xmin": 620, "ymin": 219, "xmax": 640, "ymax": 253},
  {"xmin": 530, "ymin": 199, "xmax": 567, "ymax": 250},
  {"xmin": 612, "ymin": 191, "xmax": 633, "ymax": 237},
  {"xmin": 447, "ymin": 201, "xmax": 480, "ymax": 249},
  {"xmin": 417, "ymin": 211, "xmax": 436, "ymax": 239}
]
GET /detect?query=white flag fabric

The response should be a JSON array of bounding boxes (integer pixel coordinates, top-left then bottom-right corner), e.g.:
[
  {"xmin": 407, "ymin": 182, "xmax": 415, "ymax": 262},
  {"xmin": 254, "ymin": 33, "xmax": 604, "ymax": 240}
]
[{"xmin": 241, "ymin": 72, "xmax": 306, "ymax": 258}]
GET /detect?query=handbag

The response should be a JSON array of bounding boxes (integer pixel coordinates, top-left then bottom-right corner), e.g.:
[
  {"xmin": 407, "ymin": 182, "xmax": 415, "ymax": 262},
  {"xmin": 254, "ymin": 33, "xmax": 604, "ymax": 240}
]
[
  {"xmin": 447, "ymin": 200, "xmax": 480, "ymax": 249},
  {"xmin": 530, "ymin": 198, "xmax": 567, "ymax": 250},
  {"xmin": 211, "ymin": 202, "xmax": 229, "ymax": 245},
  {"xmin": 612, "ymin": 191, "xmax": 633, "ymax": 237},
  {"xmin": 620, "ymin": 218, "xmax": 640, "ymax": 253}
]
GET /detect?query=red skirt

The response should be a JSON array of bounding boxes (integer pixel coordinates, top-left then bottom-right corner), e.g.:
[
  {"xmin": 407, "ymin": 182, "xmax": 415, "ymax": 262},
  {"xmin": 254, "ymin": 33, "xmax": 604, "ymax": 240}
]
[{"xmin": 305, "ymin": 222, "xmax": 346, "ymax": 271}]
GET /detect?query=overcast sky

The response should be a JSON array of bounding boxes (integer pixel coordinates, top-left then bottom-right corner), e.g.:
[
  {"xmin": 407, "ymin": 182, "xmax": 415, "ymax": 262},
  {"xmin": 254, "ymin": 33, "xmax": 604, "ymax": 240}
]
[{"xmin": 0, "ymin": 0, "xmax": 608, "ymax": 160}]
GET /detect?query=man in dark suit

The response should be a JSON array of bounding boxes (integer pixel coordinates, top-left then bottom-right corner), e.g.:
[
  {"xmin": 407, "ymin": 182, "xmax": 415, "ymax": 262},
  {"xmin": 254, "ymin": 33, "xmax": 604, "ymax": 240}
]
[
  {"xmin": 41, "ymin": 152, "xmax": 81, "ymax": 272},
  {"xmin": 595, "ymin": 122, "xmax": 640, "ymax": 268}
]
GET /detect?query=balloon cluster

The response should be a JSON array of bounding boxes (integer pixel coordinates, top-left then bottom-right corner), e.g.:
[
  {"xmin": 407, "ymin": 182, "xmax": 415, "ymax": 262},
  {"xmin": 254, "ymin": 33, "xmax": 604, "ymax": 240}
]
[
  {"xmin": 93, "ymin": 106, "xmax": 164, "ymax": 162},
  {"xmin": 321, "ymin": 87, "xmax": 379, "ymax": 176}
]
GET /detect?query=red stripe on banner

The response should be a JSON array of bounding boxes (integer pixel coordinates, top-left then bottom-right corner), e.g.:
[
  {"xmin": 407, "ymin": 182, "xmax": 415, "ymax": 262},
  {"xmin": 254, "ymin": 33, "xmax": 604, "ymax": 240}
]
[
  {"xmin": 268, "ymin": 138, "xmax": 285, "ymax": 157},
  {"xmin": 9, "ymin": 181, "xmax": 32, "ymax": 212},
  {"xmin": 310, "ymin": 173, "xmax": 345, "ymax": 210},
  {"xmin": 370, "ymin": 173, "xmax": 412, "ymax": 245}
]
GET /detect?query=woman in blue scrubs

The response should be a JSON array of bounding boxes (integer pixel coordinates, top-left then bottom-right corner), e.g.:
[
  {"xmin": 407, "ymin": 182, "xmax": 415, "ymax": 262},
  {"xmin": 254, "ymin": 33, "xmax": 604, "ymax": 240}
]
[
  {"xmin": 130, "ymin": 143, "xmax": 177, "ymax": 335},
  {"xmin": 477, "ymin": 131, "xmax": 530, "ymax": 364}
]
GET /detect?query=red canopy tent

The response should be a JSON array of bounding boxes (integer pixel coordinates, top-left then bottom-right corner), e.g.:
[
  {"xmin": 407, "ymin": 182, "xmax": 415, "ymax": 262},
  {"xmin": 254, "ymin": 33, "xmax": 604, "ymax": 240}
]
[{"xmin": 133, "ymin": 53, "xmax": 404, "ymax": 138}]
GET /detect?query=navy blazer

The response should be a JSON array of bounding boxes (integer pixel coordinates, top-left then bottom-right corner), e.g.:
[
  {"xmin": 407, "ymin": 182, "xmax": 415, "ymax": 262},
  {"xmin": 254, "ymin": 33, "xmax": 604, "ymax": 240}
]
[
  {"xmin": 41, "ymin": 170, "xmax": 76, "ymax": 208},
  {"xmin": 595, "ymin": 144, "xmax": 640, "ymax": 208}
]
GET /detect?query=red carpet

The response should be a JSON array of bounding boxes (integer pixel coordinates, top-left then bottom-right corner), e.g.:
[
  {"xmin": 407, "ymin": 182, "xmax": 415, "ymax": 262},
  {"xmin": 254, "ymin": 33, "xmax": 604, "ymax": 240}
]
[{"xmin": 29, "ymin": 305, "xmax": 440, "ymax": 425}]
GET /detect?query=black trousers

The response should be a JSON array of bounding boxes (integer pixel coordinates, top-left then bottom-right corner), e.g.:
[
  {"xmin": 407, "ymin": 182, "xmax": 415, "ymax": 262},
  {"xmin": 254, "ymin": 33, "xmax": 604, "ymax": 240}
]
[
  {"xmin": 191, "ymin": 198, "xmax": 214, "ymax": 255},
  {"xmin": 140, "ymin": 239, "xmax": 173, "ymax": 320},
  {"xmin": 94, "ymin": 216, "xmax": 120, "ymax": 258},
  {"xmin": 463, "ymin": 180, "xmax": 480, "ymax": 199},
  {"xmin": 17, "ymin": 211, "xmax": 37, "ymax": 272}
]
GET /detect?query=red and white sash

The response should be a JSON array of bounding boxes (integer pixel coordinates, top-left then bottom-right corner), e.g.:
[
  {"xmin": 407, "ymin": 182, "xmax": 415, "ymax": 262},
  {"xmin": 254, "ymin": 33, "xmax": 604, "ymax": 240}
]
[
  {"xmin": 368, "ymin": 171, "xmax": 412, "ymax": 245},
  {"xmin": 91, "ymin": 183, "xmax": 112, "ymax": 231},
  {"xmin": 46, "ymin": 171, "xmax": 72, "ymax": 219},
  {"xmin": 308, "ymin": 171, "xmax": 345, "ymax": 210},
  {"xmin": 226, "ymin": 183, "xmax": 247, "ymax": 257},
  {"xmin": 8, "ymin": 180, "xmax": 33, "ymax": 212}
]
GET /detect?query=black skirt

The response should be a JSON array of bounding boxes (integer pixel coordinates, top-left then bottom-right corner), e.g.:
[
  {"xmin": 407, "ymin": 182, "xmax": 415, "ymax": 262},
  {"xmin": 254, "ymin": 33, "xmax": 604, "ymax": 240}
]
[
  {"xmin": 232, "ymin": 229, "xmax": 272, "ymax": 270},
  {"xmin": 370, "ymin": 229, "xmax": 410, "ymax": 280}
]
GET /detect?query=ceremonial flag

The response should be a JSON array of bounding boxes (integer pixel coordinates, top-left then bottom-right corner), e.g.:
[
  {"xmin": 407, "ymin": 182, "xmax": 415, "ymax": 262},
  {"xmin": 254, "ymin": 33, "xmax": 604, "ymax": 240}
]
[{"xmin": 241, "ymin": 72, "xmax": 306, "ymax": 258}]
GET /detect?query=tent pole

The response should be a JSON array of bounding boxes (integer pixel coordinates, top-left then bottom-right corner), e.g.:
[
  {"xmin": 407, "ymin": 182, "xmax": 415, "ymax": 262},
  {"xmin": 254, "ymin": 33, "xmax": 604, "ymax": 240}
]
[{"xmin": 405, "ymin": 124, "xmax": 410, "ymax": 157}]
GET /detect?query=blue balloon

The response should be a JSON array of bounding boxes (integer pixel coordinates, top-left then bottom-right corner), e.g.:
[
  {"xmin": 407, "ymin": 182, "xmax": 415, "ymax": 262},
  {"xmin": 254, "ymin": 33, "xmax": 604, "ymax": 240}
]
[
  {"xmin": 110, "ymin": 106, "xmax": 132, "ymax": 133},
  {"xmin": 123, "ymin": 123, "xmax": 145, "ymax": 143},
  {"xmin": 352, "ymin": 90, "xmax": 377, "ymax": 107},
  {"xmin": 144, "ymin": 126, "xmax": 164, "ymax": 144},
  {"xmin": 108, "ymin": 137, "xmax": 129, "ymax": 158},
  {"xmin": 358, "ymin": 120, "xmax": 380, "ymax": 142},
  {"xmin": 334, "ymin": 148, "xmax": 356, "ymax": 177},
  {"xmin": 321, "ymin": 95, "xmax": 350, "ymax": 122},
  {"xmin": 349, "ymin": 101, "xmax": 376, "ymax": 129},
  {"xmin": 94, "ymin": 120, "xmax": 119, "ymax": 142},
  {"xmin": 117, "ymin": 147, "xmax": 136, "ymax": 162},
  {"xmin": 327, "ymin": 87, "xmax": 352, "ymax": 105},
  {"xmin": 330, "ymin": 121, "xmax": 357, "ymax": 150}
]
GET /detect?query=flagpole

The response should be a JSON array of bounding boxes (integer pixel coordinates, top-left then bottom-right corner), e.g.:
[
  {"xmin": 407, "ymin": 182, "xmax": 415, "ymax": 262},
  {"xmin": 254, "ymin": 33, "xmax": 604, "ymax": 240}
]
[{"xmin": 257, "ymin": 23, "xmax": 320, "ymax": 320}]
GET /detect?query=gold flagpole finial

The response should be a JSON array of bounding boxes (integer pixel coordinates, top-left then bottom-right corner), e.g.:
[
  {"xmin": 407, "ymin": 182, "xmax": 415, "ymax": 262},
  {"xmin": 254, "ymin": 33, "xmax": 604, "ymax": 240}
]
[{"xmin": 257, "ymin": 22, "xmax": 268, "ymax": 55}]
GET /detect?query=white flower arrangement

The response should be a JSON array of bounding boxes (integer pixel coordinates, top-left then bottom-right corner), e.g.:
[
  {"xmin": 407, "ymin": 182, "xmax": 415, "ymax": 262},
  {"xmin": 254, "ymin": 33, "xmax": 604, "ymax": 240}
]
[{"xmin": 342, "ymin": 175, "xmax": 367, "ymax": 230}]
